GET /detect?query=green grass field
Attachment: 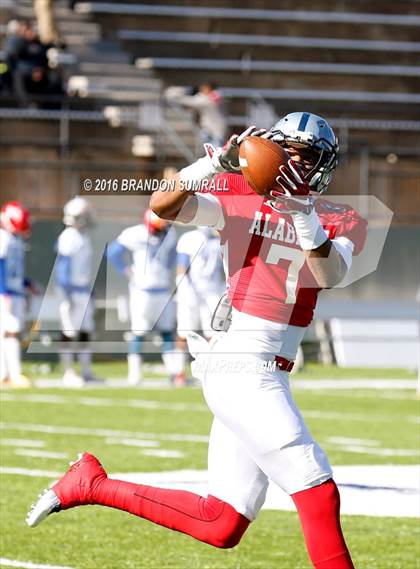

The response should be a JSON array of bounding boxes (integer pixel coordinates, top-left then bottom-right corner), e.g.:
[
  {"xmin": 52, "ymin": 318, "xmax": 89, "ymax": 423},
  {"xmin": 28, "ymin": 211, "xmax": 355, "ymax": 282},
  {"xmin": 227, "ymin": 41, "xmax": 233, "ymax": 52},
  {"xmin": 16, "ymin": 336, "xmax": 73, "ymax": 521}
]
[{"xmin": 1, "ymin": 362, "xmax": 419, "ymax": 569}]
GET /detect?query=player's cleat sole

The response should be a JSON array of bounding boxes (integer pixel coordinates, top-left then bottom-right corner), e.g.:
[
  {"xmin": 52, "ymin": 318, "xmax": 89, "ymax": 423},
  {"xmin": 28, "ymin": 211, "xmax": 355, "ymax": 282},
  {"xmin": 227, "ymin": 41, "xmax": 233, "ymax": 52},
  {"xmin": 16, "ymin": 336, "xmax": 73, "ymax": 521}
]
[{"xmin": 26, "ymin": 489, "xmax": 61, "ymax": 527}]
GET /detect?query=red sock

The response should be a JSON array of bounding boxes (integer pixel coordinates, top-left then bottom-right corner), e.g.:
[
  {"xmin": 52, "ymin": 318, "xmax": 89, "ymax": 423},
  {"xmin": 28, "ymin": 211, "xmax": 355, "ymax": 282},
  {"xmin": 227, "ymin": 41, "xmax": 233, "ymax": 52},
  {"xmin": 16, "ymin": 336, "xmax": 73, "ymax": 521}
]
[
  {"xmin": 291, "ymin": 480, "xmax": 354, "ymax": 569},
  {"xmin": 92, "ymin": 478, "xmax": 250, "ymax": 548}
]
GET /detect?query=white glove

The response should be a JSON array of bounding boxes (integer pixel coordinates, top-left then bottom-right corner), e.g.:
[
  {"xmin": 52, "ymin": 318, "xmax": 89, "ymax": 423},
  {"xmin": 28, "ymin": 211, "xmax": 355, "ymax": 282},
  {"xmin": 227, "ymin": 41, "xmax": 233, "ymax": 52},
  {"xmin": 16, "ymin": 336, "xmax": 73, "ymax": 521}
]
[
  {"xmin": 210, "ymin": 126, "xmax": 267, "ymax": 173},
  {"xmin": 269, "ymin": 159, "xmax": 314, "ymax": 215}
]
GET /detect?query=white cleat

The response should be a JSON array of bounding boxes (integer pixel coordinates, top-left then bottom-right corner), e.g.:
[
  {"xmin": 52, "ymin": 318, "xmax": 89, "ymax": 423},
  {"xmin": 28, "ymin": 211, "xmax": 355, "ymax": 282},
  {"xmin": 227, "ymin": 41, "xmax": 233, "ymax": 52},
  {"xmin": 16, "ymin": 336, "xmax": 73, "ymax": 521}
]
[
  {"xmin": 26, "ymin": 488, "xmax": 61, "ymax": 527},
  {"xmin": 26, "ymin": 452, "xmax": 106, "ymax": 528},
  {"xmin": 127, "ymin": 375, "xmax": 142, "ymax": 386},
  {"xmin": 9, "ymin": 374, "xmax": 32, "ymax": 389},
  {"xmin": 62, "ymin": 369, "xmax": 85, "ymax": 388}
]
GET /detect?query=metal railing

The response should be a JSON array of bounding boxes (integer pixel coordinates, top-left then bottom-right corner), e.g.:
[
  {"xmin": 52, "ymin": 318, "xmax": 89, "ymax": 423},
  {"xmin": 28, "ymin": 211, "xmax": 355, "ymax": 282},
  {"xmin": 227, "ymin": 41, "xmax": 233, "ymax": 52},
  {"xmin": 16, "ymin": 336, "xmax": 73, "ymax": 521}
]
[
  {"xmin": 118, "ymin": 30, "xmax": 420, "ymax": 53},
  {"xmin": 77, "ymin": 3, "xmax": 420, "ymax": 27}
]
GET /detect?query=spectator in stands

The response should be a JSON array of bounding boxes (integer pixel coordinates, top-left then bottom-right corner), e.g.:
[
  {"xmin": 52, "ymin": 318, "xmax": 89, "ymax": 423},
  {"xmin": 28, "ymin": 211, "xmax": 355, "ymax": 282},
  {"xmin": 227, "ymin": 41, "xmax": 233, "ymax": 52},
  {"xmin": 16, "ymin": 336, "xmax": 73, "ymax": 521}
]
[
  {"xmin": 165, "ymin": 82, "xmax": 227, "ymax": 147},
  {"xmin": 3, "ymin": 20, "xmax": 63, "ymax": 107},
  {"xmin": 1, "ymin": 20, "xmax": 26, "ymax": 94}
]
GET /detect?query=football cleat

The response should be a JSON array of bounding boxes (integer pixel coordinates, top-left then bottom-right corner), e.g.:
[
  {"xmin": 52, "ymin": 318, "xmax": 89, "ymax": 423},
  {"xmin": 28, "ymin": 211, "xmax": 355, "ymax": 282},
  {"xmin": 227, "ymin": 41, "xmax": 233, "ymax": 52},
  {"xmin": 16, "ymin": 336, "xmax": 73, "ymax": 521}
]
[
  {"xmin": 10, "ymin": 374, "xmax": 32, "ymax": 389},
  {"xmin": 62, "ymin": 369, "xmax": 85, "ymax": 388},
  {"xmin": 26, "ymin": 489, "xmax": 61, "ymax": 527},
  {"xmin": 26, "ymin": 452, "xmax": 107, "ymax": 528}
]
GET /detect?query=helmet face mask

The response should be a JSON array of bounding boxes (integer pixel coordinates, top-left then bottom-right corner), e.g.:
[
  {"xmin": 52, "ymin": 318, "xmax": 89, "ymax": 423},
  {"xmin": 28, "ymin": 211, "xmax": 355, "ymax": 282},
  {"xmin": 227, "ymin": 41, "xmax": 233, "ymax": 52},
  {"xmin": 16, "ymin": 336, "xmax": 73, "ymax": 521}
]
[
  {"xmin": 63, "ymin": 197, "xmax": 94, "ymax": 228},
  {"xmin": 269, "ymin": 112, "xmax": 339, "ymax": 194}
]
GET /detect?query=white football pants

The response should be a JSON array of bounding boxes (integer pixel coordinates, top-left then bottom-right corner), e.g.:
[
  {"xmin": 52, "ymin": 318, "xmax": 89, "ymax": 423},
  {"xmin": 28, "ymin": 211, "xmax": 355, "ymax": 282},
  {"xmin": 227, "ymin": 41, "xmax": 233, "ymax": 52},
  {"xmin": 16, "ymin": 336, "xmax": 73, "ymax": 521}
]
[{"xmin": 188, "ymin": 309, "xmax": 333, "ymax": 521}]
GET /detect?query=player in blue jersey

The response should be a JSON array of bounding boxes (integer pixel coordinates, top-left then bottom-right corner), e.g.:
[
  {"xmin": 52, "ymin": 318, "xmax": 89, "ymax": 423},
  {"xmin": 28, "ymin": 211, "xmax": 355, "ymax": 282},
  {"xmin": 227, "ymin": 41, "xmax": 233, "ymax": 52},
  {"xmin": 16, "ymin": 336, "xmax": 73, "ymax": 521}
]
[{"xmin": 0, "ymin": 201, "xmax": 32, "ymax": 388}]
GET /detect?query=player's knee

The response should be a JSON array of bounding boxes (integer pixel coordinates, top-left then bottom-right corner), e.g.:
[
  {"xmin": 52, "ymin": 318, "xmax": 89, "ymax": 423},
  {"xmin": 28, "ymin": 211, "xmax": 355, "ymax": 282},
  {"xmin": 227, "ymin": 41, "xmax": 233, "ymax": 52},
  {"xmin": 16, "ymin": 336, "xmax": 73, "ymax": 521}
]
[
  {"xmin": 209, "ymin": 514, "xmax": 249, "ymax": 549},
  {"xmin": 201, "ymin": 496, "xmax": 250, "ymax": 549},
  {"xmin": 211, "ymin": 526, "xmax": 247, "ymax": 549}
]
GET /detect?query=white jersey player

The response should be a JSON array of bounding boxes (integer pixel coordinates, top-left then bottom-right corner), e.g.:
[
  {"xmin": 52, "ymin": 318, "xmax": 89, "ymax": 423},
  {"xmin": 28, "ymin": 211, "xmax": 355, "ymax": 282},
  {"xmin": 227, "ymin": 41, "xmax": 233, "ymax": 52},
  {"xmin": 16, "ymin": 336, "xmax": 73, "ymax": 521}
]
[
  {"xmin": 56, "ymin": 197, "xmax": 97, "ymax": 387},
  {"xmin": 107, "ymin": 209, "xmax": 178, "ymax": 385},
  {"xmin": 0, "ymin": 201, "xmax": 32, "ymax": 388},
  {"xmin": 175, "ymin": 226, "xmax": 225, "ymax": 385}
]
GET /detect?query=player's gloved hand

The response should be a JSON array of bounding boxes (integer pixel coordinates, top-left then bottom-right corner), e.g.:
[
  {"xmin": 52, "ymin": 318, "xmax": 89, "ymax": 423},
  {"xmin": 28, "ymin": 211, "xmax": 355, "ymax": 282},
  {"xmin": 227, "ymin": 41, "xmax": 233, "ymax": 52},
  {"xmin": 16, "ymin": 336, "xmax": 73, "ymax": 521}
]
[
  {"xmin": 209, "ymin": 126, "xmax": 267, "ymax": 173},
  {"xmin": 269, "ymin": 159, "xmax": 314, "ymax": 214},
  {"xmin": 276, "ymin": 159, "xmax": 310, "ymax": 196}
]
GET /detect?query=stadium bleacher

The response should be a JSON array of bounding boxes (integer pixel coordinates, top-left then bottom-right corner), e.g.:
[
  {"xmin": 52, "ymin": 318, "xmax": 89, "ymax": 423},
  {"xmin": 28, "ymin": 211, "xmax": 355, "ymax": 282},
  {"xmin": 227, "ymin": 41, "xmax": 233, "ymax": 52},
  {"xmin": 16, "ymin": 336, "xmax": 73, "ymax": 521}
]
[{"xmin": 0, "ymin": 0, "xmax": 419, "ymax": 226}]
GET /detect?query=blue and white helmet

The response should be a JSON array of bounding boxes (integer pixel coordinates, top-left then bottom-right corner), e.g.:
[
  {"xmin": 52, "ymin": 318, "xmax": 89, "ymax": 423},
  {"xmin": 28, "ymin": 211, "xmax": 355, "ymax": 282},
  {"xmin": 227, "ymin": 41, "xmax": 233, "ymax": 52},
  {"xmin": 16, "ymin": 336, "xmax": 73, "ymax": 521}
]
[{"xmin": 269, "ymin": 112, "xmax": 339, "ymax": 193}]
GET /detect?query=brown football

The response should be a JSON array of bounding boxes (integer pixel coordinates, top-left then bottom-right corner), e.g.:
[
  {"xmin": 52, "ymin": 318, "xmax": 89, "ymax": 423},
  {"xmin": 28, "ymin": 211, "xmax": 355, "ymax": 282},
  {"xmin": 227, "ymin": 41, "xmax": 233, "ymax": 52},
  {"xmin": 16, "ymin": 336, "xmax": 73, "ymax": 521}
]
[{"xmin": 239, "ymin": 136, "xmax": 290, "ymax": 196}]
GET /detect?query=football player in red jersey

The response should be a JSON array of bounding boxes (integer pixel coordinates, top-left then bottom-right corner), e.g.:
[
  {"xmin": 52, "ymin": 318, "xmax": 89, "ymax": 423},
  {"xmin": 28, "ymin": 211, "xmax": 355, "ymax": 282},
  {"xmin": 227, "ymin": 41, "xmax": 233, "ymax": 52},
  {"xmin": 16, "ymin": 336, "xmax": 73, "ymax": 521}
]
[{"xmin": 27, "ymin": 113, "xmax": 367, "ymax": 569}]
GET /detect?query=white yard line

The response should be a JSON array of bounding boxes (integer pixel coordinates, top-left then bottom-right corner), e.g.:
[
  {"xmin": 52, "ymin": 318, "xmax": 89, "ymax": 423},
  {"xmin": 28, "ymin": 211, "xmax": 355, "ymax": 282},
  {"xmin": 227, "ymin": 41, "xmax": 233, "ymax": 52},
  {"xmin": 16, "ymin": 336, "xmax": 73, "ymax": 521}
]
[
  {"xmin": 1, "ymin": 439, "xmax": 46, "ymax": 448},
  {"xmin": 324, "ymin": 444, "xmax": 420, "ymax": 457},
  {"xmin": 327, "ymin": 436, "xmax": 380, "ymax": 446},
  {"xmin": 1, "ymin": 422, "xmax": 209, "ymax": 443},
  {"xmin": 34, "ymin": 378, "xmax": 173, "ymax": 389},
  {"xmin": 29, "ymin": 377, "xmax": 417, "ymax": 391},
  {"xmin": 0, "ymin": 467, "xmax": 61, "ymax": 478},
  {"xmin": 0, "ymin": 559, "xmax": 75, "ymax": 569},
  {"xmin": 14, "ymin": 449, "xmax": 69, "ymax": 459},
  {"xmin": 140, "ymin": 449, "xmax": 185, "ymax": 458},
  {"xmin": 3, "ymin": 391, "xmax": 418, "ymax": 423},
  {"xmin": 303, "ymin": 410, "xmax": 419, "ymax": 423},
  {"xmin": 305, "ymin": 390, "xmax": 416, "ymax": 400},
  {"xmin": 105, "ymin": 437, "xmax": 160, "ymax": 448},
  {"xmin": 1, "ymin": 393, "xmax": 207, "ymax": 412},
  {"xmin": 293, "ymin": 379, "xmax": 417, "ymax": 390}
]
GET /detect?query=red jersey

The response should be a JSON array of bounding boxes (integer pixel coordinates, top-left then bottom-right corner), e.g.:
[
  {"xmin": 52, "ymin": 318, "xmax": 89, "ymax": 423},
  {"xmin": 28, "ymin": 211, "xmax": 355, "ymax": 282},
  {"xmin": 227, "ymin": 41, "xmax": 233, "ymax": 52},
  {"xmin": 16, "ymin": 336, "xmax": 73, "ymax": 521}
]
[{"xmin": 211, "ymin": 173, "xmax": 367, "ymax": 327}]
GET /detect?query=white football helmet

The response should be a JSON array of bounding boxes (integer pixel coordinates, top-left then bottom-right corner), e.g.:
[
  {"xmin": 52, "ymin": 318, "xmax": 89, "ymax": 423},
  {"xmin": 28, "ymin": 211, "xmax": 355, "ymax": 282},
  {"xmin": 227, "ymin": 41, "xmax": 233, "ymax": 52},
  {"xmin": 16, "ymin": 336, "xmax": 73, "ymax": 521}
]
[
  {"xmin": 268, "ymin": 112, "xmax": 339, "ymax": 193},
  {"xmin": 63, "ymin": 197, "xmax": 93, "ymax": 228}
]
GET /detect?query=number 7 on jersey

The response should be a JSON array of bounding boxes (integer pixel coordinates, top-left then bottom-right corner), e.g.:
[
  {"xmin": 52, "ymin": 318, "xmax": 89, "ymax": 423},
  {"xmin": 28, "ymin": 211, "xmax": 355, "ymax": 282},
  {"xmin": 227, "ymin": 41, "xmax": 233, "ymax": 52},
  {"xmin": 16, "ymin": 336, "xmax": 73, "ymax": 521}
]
[{"xmin": 266, "ymin": 243, "xmax": 306, "ymax": 304}]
